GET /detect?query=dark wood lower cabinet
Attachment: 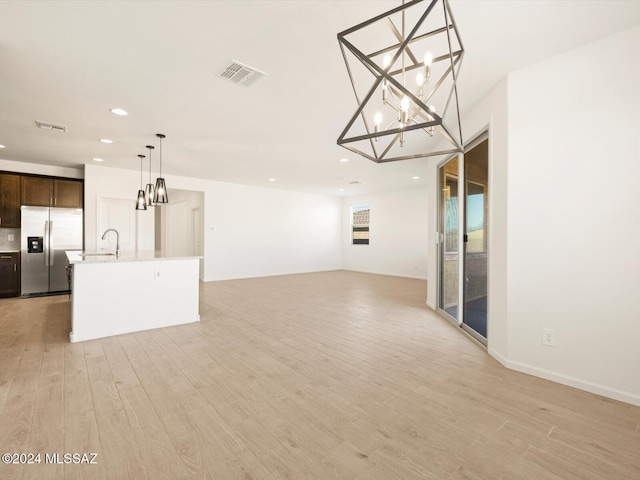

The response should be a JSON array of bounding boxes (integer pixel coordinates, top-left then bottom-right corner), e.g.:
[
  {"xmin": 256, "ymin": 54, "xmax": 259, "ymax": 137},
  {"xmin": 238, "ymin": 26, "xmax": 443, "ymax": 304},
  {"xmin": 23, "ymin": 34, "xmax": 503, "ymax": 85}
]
[{"xmin": 0, "ymin": 253, "xmax": 20, "ymax": 297}]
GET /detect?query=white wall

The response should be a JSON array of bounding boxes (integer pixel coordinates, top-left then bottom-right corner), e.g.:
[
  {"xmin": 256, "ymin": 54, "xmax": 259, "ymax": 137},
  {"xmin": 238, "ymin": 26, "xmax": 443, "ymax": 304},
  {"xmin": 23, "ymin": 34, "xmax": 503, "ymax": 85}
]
[
  {"xmin": 504, "ymin": 25, "xmax": 640, "ymax": 404},
  {"xmin": 428, "ymin": 25, "xmax": 640, "ymax": 406},
  {"xmin": 342, "ymin": 187, "xmax": 428, "ymax": 279},
  {"xmin": 84, "ymin": 164, "xmax": 342, "ymax": 282}
]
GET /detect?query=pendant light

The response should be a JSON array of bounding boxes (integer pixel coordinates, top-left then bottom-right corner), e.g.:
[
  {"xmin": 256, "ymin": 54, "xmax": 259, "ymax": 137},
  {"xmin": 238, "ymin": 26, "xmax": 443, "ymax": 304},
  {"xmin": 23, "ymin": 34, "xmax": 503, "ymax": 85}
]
[
  {"xmin": 337, "ymin": 0, "xmax": 465, "ymax": 163},
  {"xmin": 144, "ymin": 145, "xmax": 155, "ymax": 207},
  {"xmin": 135, "ymin": 154, "xmax": 147, "ymax": 210},
  {"xmin": 153, "ymin": 133, "xmax": 169, "ymax": 204}
]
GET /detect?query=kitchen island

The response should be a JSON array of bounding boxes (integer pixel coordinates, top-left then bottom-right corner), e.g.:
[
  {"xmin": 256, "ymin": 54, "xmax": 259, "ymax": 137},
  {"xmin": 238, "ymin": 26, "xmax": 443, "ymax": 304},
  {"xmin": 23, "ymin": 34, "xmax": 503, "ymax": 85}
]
[{"xmin": 66, "ymin": 250, "xmax": 200, "ymax": 343}]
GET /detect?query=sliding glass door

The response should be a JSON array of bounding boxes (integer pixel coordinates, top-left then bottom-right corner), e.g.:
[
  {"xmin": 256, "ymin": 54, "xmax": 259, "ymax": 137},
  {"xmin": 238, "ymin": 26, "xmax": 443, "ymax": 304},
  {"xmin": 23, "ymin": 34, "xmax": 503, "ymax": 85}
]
[
  {"xmin": 462, "ymin": 138, "xmax": 488, "ymax": 342},
  {"xmin": 438, "ymin": 156, "xmax": 460, "ymax": 321},
  {"xmin": 437, "ymin": 134, "xmax": 489, "ymax": 344}
]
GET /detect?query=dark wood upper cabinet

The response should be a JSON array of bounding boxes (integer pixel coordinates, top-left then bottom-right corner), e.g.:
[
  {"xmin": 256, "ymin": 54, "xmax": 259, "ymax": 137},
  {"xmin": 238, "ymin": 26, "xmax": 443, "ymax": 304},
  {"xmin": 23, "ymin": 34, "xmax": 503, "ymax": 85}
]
[
  {"xmin": 0, "ymin": 173, "xmax": 21, "ymax": 227},
  {"xmin": 54, "ymin": 179, "xmax": 83, "ymax": 208},
  {"xmin": 21, "ymin": 176, "xmax": 53, "ymax": 207},
  {"xmin": 20, "ymin": 176, "xmax": 83, "ymax": 208}
]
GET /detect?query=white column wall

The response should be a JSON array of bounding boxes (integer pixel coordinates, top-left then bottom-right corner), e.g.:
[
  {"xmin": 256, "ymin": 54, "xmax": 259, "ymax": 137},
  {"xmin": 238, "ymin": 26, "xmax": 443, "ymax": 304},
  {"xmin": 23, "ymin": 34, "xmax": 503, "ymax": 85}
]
[
  {"xmin": 504, "ymin": 25, "xmax": 640, "ymax": 404},
  {"xmin": 426, "ymin": 25, "xmax": 640, "ymax": 405},
  {"xmin": 342, "ymin": 187, "xmax": 429, "ymax": 280}
]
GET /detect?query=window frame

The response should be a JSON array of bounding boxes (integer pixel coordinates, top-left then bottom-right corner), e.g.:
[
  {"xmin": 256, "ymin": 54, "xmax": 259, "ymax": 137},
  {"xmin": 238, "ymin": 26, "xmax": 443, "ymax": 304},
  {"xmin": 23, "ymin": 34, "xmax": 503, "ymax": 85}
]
[{"xmin": 350, "ymin": 204, "xmax": 370, "ymax": 245}]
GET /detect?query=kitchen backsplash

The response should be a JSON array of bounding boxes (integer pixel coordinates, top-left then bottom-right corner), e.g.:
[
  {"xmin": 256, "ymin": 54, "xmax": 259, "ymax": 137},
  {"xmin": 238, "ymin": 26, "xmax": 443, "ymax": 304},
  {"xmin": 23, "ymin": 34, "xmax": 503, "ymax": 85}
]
[{"xmin": 0, "ymin": 228, "xmax": 20, "ymax": 251}]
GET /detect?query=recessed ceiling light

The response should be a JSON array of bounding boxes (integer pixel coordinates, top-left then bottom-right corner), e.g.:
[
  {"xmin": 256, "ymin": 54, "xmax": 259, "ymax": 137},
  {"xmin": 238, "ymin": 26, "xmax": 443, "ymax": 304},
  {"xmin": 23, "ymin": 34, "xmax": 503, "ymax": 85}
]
[
  {"xmin": 110, "ymin": 108, "xmax": 128, "ymax": 116},
  {"xmin": 339, "ymin": 188, "xmax": 344, "ymax": 192},
  {"xmin": 339, "ymin": 158, "xmax": 349, "ymax": 163},
  {"xmin": 412, "ymin": 176, "xmax": 420, "ymax": 180},
  {"xmin": 92, "ymin": 158, "xmax": 104, "ymax": 162},
  {"xmin": 0, "ymin": 144, "xmax": 5, "ymax": 149},
  {"xmin": 99, "ymin": 138, "xmax": 113, "ymax": 144},
  {"xmin": 268, "ymin": 178, "xmax": 276, "ymax": 182}
]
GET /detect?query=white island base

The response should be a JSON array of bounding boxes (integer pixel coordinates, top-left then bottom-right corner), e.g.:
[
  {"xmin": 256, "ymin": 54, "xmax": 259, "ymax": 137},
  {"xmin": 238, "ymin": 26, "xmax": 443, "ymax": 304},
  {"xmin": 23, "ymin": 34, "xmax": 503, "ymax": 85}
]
[{"xmin": 67, "ymin": 251, "xmax": 200, "ymax": 343}]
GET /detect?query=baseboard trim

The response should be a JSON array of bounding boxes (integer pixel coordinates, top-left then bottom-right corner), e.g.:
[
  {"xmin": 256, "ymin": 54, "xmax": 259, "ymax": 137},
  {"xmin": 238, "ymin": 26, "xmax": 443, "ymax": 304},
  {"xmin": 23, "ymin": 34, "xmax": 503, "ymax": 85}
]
[
  {"xmin": 203, "ymin": 268, "xmax": 428, "ymax": 283},
  {"xmin": 342, "ymin": 268, "xmax": 428, "ymax": 281},
  {"xmin": 203, "ymin": 268, "xmax": 342, "ymax": 282},
  {"xmin": 488, "ymin": 349, "xmax": 640, "ymax": 407},
  {"xmin": 426, "ymin": 300, "xmax": 436, "ymax": 310}
]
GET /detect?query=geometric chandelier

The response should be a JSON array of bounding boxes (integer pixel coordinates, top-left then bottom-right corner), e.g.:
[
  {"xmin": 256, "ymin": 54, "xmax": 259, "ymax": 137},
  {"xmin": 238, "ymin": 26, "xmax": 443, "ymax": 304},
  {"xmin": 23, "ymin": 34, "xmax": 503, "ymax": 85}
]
[{"xmin": 337, "ymin": 0, "xmax": 464, "ymax": 163}]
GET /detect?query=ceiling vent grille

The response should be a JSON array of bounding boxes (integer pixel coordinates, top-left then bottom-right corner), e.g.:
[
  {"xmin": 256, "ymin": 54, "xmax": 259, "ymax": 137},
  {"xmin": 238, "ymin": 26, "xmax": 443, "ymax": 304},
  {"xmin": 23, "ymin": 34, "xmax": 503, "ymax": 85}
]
[
  {"xmin": 36, "ymin": 120, "xmax": 67, "ymax": 133},
  {"xmin": 349, "ymin": 181, "xmax": 363, "ymax": 185},
  {"xmin": 220, "ymin": 60, "xmax": 266, "ymax": 87}
]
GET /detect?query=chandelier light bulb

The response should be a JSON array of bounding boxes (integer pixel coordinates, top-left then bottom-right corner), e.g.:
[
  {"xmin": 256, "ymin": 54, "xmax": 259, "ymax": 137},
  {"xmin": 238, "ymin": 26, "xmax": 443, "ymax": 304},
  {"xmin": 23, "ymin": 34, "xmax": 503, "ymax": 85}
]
[
  {"xmin": 428, "ymin": 105, "xmax": 436, "ymax": 136},
  {"xmin": 416, "ymin": 72, "xmax": 425, "ymax": 87},
  {"xmin": 400, "ymin": 97, "xmax": 410, "ymax": 147},
  {"xmin": 381, "ymin": 56, "xmax": 390, "ymax": 104},
  {"xmin": 373, "ymin": 111, "xmax": 382, "ymax": 141},
  {"xmin": 424, "ymin": 52, "xmax": 433, "ymax": 85},
  {"xmin": 401, "ymin": 96, "xmax": 410, "ymax": 112}
]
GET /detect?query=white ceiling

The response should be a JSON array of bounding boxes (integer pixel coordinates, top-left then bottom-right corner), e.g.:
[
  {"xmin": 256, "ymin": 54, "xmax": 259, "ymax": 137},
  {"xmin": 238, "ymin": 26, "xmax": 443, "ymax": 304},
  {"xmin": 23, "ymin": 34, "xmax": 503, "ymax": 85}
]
[{"xmin": 1, "ymin": 0, "xmax": 639, "ymax": 196}]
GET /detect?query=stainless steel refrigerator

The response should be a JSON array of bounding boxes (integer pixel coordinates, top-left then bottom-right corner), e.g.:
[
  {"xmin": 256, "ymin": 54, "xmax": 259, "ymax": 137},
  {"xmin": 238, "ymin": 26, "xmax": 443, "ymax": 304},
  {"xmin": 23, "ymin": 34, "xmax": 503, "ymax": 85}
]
[{"xmin": 21, "ymin": 206, "xmax": 83, "ymax": 295}]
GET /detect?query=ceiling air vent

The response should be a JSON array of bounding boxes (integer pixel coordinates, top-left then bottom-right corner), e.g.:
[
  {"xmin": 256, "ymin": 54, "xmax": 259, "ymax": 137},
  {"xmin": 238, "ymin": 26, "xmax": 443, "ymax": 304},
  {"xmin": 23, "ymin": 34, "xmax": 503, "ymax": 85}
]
[
  {"xmin": 36, "ymin": 120, "xmax": 67, "ymax": 133},
  {"xmin": 220, "ymin": 60, "xmax": 266, "ymax": 87},
  {"xmin": 349, "ymin": 181, "xmax": 363, "ymax": 185}
]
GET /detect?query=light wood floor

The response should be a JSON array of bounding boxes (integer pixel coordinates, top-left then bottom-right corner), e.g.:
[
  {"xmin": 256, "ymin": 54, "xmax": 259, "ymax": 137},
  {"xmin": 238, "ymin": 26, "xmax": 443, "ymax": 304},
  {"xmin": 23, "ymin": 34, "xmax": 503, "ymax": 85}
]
[{"xmin": 0, "ymin": 271, "xmax": 639, "ymax": 479}]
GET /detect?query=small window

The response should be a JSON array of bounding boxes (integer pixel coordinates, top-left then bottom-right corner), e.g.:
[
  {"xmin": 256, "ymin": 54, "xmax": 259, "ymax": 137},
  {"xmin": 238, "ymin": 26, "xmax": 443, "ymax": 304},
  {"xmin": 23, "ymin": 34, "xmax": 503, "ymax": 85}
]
[{"xmin": 351, "ymin": 205, "xmax": 370, "ymax": 245}]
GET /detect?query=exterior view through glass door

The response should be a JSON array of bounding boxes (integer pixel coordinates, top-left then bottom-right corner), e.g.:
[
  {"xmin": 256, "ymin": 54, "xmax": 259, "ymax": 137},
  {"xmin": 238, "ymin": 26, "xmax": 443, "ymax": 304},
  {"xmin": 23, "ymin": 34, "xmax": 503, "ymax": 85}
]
[
  {"xmin": 437, "ymin": 134, "xmax": 488, "ymax": 344},
  {"xmin": 438, "ymin": 156, "xmax": 459, "ymax": 321},
  {"xmin": 463, "ymin": 137, "xmax": 488, "ymax": 342}
]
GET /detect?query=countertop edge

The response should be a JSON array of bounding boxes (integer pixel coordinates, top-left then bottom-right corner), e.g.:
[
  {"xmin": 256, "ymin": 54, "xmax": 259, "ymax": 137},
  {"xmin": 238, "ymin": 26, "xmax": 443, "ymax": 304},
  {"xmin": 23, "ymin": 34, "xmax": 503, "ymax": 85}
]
[{"xmin": 65, "ymin": 250, "xmax": 202, "ymax": 265}]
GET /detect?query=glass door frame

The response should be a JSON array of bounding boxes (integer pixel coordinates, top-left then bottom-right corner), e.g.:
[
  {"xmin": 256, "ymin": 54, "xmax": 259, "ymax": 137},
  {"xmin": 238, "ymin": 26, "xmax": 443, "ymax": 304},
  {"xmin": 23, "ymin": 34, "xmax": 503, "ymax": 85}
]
[
  {"xmin": 436, "ymin": 153, "xmax": 463, "ymax": 326},
  {"xmin": 461, "ymin": 132, "xmax": 489, "ymax": 345},
  {"xmin": 436, "ymin": 131, "xmax": 489, "ymax": 345}
]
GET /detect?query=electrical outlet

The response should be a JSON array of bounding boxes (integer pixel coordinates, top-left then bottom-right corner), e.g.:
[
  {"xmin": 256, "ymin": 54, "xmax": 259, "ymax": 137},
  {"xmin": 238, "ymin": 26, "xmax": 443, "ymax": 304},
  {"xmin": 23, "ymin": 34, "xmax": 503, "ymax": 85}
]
[
  {"xmin": 153, "ymin": 269, "xmax": 161, "ymax": 280},
  {"xmin": 543, "ymin": 328, "xmax": 556, "ymax": 347}
]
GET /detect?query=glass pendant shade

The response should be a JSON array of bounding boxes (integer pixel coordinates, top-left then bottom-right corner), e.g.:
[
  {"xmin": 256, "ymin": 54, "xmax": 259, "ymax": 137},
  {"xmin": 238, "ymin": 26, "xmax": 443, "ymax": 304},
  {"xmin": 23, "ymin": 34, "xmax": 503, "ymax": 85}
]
[
  {"xmin": 154, "ymin": 178, "xmax": 168, "ymax": 203},
  {"xmin": 135, "ymin": 154, "xmax": 147, "ymax": 210},
  {"xmin": 144, "ymin": 183, "xmax": 155, "ymax": 206},
  {"xmin": 154, "ymin": 133, "xmax": 169, "ymax": 204},
  {"xmin": 136, "ymin": 189, "xmax": 147, "ymax": 210}
]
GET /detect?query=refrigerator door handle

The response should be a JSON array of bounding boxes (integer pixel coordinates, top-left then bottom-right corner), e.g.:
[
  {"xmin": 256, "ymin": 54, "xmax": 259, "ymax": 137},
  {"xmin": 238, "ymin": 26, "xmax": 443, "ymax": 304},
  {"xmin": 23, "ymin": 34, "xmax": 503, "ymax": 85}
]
[
  {"xmin": 49, "ymin": 220, "xmax": 54, "ymax": 265},
  {"xmin": 44, "ymin": 220, "xmax": 50, "ymax": 267}
]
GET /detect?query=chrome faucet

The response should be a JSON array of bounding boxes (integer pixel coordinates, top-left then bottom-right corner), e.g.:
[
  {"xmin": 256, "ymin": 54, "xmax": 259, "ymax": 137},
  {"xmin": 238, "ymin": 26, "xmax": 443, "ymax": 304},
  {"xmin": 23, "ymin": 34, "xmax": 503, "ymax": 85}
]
[{"xmin": 101, "ymin": 228, "xmax": 120, "ymax": 256}]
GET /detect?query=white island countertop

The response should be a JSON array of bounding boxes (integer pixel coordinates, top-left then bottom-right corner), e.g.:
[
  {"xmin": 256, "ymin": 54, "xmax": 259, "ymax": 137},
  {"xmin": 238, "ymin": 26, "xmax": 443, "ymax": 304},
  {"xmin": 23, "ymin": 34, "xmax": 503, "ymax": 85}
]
[
  {"xmin": 66, "ymin": 250, "xmax": 201, "ymax": 264},
  {"xmin": 65, "ymin": 250, "xmax": 201, "ymax": 343}
]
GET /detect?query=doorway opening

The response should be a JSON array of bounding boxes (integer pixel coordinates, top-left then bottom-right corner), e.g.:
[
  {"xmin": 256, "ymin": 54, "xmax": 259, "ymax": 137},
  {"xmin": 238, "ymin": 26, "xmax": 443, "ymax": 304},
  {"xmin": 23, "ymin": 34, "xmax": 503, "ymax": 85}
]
[{"xmin": 155, "ymin": 188, "xmax": 205, "ymax": 280}]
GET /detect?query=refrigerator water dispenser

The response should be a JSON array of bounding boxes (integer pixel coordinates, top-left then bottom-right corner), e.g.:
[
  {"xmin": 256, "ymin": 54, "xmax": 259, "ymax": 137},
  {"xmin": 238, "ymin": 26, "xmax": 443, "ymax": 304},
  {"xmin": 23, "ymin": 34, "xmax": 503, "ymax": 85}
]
[{"xmin": 27, "ymin": 236, "xmax": 44, "ymax": 253}]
